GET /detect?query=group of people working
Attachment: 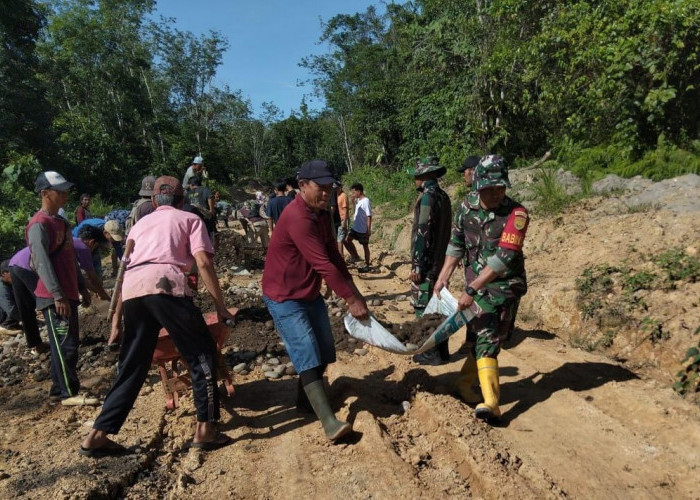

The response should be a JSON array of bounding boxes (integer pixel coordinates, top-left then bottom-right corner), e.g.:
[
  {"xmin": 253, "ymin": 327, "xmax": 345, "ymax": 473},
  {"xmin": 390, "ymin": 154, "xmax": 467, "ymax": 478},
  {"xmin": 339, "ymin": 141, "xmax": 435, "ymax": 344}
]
[{"xmin": 5, "ymin": 149, "xmax": 527, "ymax": 457}]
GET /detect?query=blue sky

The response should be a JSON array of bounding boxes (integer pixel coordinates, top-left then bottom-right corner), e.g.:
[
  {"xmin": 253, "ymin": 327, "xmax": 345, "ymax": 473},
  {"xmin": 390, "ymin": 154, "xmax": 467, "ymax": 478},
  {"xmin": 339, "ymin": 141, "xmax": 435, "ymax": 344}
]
[{"xmin": 153, "ymin": 0, "xmax": 385, "ymax": 118}]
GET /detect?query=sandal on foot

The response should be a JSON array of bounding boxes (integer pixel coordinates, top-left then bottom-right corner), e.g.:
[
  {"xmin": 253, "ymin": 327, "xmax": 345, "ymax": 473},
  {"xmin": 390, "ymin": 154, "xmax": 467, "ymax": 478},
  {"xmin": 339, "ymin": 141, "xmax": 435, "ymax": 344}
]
[
  {"xmin": 190, "ymin": 432, "xmax": 232, "ymax": 451},
  {"xmin": 62, "ymin": 395, "xmax": 100, "ymax": 406},
  {"xmin": 79, "ymin": 441, "xmax": 128, "ymax": 458}
]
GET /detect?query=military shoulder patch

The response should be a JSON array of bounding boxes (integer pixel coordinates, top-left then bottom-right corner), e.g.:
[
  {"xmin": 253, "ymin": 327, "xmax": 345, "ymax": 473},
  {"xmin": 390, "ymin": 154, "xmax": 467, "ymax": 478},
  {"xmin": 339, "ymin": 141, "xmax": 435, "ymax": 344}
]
[{"xmin": 513, "ymin": 210, "xmax": 528, "ymax": 230}]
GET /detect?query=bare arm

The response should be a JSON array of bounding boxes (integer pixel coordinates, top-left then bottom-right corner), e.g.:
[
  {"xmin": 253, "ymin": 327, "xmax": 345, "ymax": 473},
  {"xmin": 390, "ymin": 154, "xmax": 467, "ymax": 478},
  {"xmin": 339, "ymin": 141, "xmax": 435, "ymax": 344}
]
[
  {"xmin": 434, "ymin": 255, "xmax": 460, "ymax": 298},
  {"xmin": 85, "ymin": 268, "xmax": 110, "ymax": 300},
  {"xmin": 194, "ymin": 250, "xmax": 236, "ymax": 323},
  {"xmin": 207, "ymin": 197, "xmax": 215, "ymax": 219},
  {"xmin": 108, "ymin": 295, "xmax": 123, "ymax": 345}
]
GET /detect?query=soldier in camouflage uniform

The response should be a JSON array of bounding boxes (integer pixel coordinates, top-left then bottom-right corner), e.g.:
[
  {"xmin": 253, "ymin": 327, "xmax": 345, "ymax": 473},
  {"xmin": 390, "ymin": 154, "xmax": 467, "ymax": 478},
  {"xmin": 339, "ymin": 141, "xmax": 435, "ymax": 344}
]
[
  {"xmin": 458, "ymin": 155, "xmax": 480, "ymax": 189},
  {"xmin": 434, "ymin": 155, "xmax": 529, "ymax": 421},
  {"xmin": 408, "ymin": 157, "xmax": 453, "ymax": 365}
]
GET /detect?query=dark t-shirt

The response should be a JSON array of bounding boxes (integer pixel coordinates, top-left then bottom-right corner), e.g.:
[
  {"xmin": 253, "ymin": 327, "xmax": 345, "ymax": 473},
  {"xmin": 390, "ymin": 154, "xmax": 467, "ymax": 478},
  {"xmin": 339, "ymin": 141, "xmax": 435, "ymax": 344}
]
[
  {"xmin": 187, "ymin": 186, "xmax": 213, "ymax": 218},
  {"xmin": 266, "ymin": 195, "xmax": 293, "ymax": 223}
]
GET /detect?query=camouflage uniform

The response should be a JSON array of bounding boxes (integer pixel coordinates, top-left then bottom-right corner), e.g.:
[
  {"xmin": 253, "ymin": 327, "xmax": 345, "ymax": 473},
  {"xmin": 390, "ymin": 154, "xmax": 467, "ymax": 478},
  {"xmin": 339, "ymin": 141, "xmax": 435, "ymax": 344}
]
[
  {"xmin": 409, "ymin": 158, "xmax": 452, "ymax": 317},
  {"xmin": 410, "ymin": 178, "xmax": 452, "ymax": 315},
  {"xmin": 446, "ymin": 158, "xmax": 529, "ymax": 359}
]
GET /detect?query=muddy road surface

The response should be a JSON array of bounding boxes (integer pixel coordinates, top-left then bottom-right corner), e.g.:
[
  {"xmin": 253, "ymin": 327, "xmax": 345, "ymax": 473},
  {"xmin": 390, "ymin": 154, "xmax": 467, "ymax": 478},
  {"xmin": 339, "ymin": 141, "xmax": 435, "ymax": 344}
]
[{"xmin": 0, "ymin": 230, "xmax": 698, "ymax": 499}]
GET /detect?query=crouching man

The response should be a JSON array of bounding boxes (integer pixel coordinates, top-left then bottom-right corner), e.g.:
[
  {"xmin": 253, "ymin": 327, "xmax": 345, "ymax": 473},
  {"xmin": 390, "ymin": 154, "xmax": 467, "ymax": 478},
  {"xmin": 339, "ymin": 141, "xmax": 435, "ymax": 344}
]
[{"xmin": 80, "ymin": 176, "xmax": 236, "ymax": 457}]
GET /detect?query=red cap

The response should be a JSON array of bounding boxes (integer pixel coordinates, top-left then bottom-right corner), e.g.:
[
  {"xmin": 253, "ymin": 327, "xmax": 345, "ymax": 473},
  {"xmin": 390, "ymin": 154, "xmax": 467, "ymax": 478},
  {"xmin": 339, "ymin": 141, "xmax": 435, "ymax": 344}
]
[{"xmin": 153, "ymin": 176, "xmax": 184, "ymax": 197}]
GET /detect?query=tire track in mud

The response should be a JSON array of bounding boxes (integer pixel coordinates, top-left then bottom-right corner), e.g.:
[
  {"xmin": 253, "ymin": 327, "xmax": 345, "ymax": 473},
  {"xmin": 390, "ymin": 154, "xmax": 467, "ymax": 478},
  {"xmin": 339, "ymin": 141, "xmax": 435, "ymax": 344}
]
[{"xmin": 375, "ymin": 393, "xmax": 568, "ymax": 499}]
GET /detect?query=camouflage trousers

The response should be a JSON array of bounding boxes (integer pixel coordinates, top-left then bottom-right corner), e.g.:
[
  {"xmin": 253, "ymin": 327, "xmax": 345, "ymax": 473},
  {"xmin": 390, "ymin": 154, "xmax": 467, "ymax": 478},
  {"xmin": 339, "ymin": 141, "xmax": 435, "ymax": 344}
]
[
  {"xmin": 465, "ymin": 291, "xmax": 521, "ymax": 359},
  {"xmin": 410, "ymin": 277, "xmax": 434, "ymax": 318}
]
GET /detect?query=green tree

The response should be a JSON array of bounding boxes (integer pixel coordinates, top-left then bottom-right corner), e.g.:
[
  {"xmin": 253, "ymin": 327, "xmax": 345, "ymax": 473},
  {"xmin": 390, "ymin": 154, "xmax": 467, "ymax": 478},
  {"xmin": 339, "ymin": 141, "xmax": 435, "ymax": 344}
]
[{"xmin": 0, "ymin": 0, "xmax": 53, "ymax": 159}]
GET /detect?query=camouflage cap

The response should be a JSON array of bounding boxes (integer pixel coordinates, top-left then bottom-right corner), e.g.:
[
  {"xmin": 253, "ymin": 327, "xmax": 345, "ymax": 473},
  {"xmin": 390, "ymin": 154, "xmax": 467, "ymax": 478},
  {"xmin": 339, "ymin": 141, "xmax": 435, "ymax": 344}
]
[
  {"xmin": 473, "ymin": 155, "xmax": 511, "ymax": 191},
  {"xmin": 409, "ymin": 156, "xmax": 446, "ymax": 178}
]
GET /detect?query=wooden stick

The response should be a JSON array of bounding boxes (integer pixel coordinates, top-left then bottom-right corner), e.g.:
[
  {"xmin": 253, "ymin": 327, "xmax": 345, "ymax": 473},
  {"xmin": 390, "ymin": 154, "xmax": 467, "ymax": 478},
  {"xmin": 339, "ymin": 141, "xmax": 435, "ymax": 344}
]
[{"xmin": 107, "ymin": 239, "xmax": 135, "ymax": 322}]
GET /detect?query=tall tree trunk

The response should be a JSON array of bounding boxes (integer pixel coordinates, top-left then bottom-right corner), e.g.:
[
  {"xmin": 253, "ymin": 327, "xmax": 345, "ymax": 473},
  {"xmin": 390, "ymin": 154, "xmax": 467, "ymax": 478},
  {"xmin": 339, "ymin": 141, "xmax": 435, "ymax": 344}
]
[{"xmin": 338, "ymin": 114, "xmax": 354, "ymax": 172}]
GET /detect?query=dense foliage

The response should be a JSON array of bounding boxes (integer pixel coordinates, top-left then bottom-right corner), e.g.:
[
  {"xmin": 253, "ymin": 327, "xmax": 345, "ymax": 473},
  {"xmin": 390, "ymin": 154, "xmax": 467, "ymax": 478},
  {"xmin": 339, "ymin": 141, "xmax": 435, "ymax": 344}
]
[
  {"xmin": 1, "ymin": 0, "xmax": 700, "ymax": 256},
  {"xmin": 304, "ymin": 0, "xmax": 700, "ymax": 171}
]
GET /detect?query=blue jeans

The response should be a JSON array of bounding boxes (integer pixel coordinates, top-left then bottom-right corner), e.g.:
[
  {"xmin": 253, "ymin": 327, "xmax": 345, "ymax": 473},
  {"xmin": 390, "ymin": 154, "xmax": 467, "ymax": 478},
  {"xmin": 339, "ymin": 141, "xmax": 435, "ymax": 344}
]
[{"xmin": 263, "ymin": 294, "xmax": 336, "ymax": 373}]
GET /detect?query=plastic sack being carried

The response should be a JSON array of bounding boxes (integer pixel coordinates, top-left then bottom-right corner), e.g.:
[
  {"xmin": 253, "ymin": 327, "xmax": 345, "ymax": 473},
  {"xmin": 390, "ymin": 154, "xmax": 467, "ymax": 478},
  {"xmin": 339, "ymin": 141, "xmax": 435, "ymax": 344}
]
[{"xmin": 343, "ymin": 289, "xmax": 474, "ymax": 355}]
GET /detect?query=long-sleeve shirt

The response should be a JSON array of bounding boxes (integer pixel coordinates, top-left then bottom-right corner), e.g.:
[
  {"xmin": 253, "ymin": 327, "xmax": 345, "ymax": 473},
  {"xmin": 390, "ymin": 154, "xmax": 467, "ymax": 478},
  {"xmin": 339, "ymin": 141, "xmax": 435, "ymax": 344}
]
[
  {"xmin": 27, "ymin": 220, "xmax": 85, "ymax": 308},
  {"xmin": 262, "ymin": 195, "xmax": 354, "ymax": 302},
  {"xmin": 0, "ymin": 282, "xmax": 19, "ymax": 323},
  {"xmin": 410, "ymin": 179, "xmax": 452, "ymax": 279}
]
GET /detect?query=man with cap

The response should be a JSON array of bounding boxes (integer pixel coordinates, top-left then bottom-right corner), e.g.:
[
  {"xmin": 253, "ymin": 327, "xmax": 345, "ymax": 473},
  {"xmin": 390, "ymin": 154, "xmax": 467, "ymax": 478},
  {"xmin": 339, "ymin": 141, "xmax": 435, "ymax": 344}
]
[
  {"xmin": 73, "ymin": 216, "xmax": 125, "ymax": 278},
  {"xmin": 182, "ymin": 155, "xmax": 207, "ymax": 188},
  {"xmin": 434, "ymin": 155, "xmax": 529, "ymax": 422},
  {"xmin": 185, "ymin": 175, "xmax": 216, "ymax": 245},
  {"xmin": 80, "ymin": 175, "xmax": 236, "ymax": 457},
  {"xmin": 458, "ymin": 155, "xmax": 481, "ymax": 190},
  {"xmin": 262, "ymin": 160, "xmax": 369, "ymax": 441},
  {"xmin": 409, "ymin": 157, "xmax": 453, "ymax": 365},
  {"xmin": 26, "ymin": 171, "xmax": 90, "ymax": 403},
  {"xmin": 125, "ymin": 175, "xmax": 156, "ymax": 235}
]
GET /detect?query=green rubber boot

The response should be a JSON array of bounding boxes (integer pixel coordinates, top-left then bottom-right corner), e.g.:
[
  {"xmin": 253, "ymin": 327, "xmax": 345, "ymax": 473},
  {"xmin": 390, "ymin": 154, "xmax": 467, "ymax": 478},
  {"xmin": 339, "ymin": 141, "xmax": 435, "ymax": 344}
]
[
  {"xmin": 296, "ymin": 378, "xmax": 313, "ymax": 413},
  {"xmin": 303, "ymin": 380, "xmax": 352, "ymax": 441}
]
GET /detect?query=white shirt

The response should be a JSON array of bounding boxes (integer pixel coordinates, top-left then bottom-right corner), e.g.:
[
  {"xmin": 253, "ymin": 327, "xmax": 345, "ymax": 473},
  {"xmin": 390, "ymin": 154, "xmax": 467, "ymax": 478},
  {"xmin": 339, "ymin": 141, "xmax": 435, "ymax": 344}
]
[{"xmin": 352, "ymin": 197, "xmax": 372, "ymax": 233}]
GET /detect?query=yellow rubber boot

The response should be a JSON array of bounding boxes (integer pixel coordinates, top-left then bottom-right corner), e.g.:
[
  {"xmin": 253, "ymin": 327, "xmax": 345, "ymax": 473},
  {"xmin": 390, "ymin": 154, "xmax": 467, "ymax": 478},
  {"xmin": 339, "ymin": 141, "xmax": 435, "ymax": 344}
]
[
  {"xmin": 455, "ymin": 355, "xmax": 481, "ymax": 404},
  {"xmin": 475, "ymin": 357, "xmax": 501, "ymax": 420}
]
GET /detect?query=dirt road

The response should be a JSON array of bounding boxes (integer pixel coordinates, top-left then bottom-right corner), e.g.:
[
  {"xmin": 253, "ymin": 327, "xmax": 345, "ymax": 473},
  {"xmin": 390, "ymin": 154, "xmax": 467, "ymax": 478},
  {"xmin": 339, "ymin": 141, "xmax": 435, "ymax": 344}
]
[{"xmin": 0, "ymin": 222, "xmax": 699, "ymax": 499}]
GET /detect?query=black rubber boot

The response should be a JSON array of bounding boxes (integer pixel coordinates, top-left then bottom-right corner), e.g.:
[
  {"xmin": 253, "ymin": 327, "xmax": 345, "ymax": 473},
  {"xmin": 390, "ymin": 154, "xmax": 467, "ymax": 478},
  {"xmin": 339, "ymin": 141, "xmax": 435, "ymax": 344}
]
[
  {"xmin": 303, "ymin": 380, "xmax": 352, "ymax": 441},
  {"xmin": 412, "ymin": 341, "xmax": 450, "ymax": 366}
]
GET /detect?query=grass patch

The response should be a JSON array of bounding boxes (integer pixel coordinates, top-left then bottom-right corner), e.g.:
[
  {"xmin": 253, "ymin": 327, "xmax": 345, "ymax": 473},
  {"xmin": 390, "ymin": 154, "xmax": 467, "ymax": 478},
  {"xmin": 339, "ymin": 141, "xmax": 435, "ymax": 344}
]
[
  {"xmin": 531, "ymin": 167, "xmax": 577, "ymax": 215},
  {"xmin": 574, "ymin": 247, "xmax": 699, "ymax": 353},
  {"xmin": 653, "ymin": 248, "xmax": 700, "ymax": 284},
  {"xmin": 342, "ymin": 166, "xmax": 416, "ymax": 219},
  {"xmin": 674, "ymin": 326, "xmax": 700, "ymax": 397}
]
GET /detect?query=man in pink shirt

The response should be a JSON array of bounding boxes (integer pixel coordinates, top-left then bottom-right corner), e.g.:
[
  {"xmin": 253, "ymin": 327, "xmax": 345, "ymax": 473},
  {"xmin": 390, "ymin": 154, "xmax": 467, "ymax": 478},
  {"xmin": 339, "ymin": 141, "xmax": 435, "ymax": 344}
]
[
  {"xmin": 80, "ymin": 176, "xmax": 236, "ymax": 457},
  {"xmin": 262, "ymin": 160, "xmax": 369, "ymax": 442}
]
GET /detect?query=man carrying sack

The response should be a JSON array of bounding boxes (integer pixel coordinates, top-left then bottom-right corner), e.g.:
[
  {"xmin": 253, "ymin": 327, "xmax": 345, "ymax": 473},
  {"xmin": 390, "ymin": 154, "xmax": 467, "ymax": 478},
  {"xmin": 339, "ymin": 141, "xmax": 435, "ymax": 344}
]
[
  {"xmin": 434, "ymin": 155, "xmax": 529, "ymax": 422},
  {"xmin": 408, "ymin": 156, "xmax": 453, "ymax": 365},
  {"xmin": 262, "ymin": 160, "xmax": 369, "ymax": 441}
]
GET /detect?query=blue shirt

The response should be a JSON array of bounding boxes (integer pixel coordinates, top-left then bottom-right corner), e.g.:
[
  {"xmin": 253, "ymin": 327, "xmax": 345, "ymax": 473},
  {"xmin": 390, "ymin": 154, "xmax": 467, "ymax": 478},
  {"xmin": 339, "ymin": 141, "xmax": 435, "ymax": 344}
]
[
  {"xmin": 72, "ymin": 218, "xmax": 105, "ymax": 238},
  {"xmin": 266, "ymin": 195, "xmax": 293, "ymax": 223}
]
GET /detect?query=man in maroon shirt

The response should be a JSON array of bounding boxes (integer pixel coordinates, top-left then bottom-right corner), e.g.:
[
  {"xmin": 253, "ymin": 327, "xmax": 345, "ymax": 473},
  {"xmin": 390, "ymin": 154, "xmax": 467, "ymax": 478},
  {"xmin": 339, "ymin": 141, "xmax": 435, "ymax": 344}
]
[
  {"xmin": 75, "ymin": 193, "xmax": 92, "ymax": 223},
  {"xmin": 262, "ymin": 160, "xmax": 369, "ymax": 441}
]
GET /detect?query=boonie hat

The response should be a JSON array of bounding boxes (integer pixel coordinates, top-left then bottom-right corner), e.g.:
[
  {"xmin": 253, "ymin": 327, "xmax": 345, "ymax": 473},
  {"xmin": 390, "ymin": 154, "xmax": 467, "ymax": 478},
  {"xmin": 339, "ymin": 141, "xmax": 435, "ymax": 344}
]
[
  {"xmin": 34, "ymin": 171, "xmax": 74, "ymax": 193},
  {"xmin": 139, "ymin": 175, "xmax": 156, "ymax": 196},
  {"xmin": 473, "ymin": 155, "xmax": 511, "ymax": 191},
  {"xmin": 297, "ymin": 160, "xmax": 336, "ymax": 185},
  {"xmin": 192, "ymin": 155, "xmax": 204, "ymax": 164},
  {"xmin": 457, "ymin": 155, "xmax": 481, "ymax": 173},
  {"xmin": 103, "ymin": 220, "xmax": 124, "ymax": 242},
  {"xmin": 153, "ymin": 175, "xmax": 185, "ymax": 197},
  {"xmin": 409, "ymin": 156, "xmax": 446, "ymax": 178}
]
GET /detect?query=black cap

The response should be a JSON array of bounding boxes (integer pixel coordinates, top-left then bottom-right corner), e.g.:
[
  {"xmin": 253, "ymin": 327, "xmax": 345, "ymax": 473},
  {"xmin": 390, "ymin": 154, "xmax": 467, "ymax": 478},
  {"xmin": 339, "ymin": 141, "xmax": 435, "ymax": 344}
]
[
  {"xmin": 297, "ymin": 160, "xmax": 336, "ymax": 185},
  {"xmin": 457, "ymin": 155, "xmax": 481, "ymax": 173},
  {"xmin": 34, "ymin": 171, "xmax": 74, "ymax": 193}
]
